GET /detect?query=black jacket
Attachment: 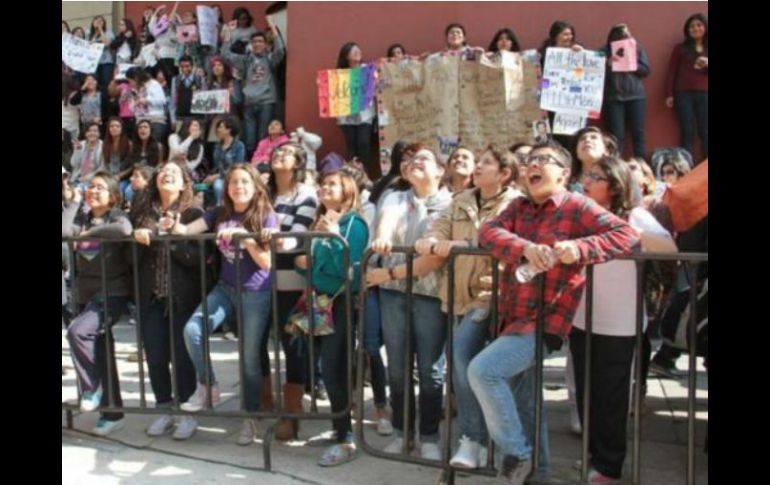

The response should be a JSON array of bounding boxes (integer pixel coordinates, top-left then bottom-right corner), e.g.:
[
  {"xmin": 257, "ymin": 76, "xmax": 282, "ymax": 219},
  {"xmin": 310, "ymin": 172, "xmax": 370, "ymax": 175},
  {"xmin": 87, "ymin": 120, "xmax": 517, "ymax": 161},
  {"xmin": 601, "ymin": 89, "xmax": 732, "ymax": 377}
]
[
  {"xmin": 601, "ymin": 44, "xmax": 651, "ymax": 102},
  {"xmin": 132, "ymin": 206, "xmax": 215, "ymax": 314}
]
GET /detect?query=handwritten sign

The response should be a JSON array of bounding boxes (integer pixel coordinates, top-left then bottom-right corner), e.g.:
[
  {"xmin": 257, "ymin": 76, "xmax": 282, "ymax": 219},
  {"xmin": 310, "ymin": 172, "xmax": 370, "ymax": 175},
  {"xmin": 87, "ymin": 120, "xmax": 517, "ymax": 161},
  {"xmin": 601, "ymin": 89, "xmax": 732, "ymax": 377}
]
[
  {"xmin": 196, "ymin": 6, "xmax": 219, "ymax": 47},
  {"xmin": 377, "ymin": 51, "xmax": 541, "ymax": 156},
  {"xmin": 540, "ymin": 47, "xmax": 606, "ymax": 119},
  {"xmin": 61, "ymin": 33, "xmax": 104, "ymax": 74},
  {"xmin": 317, "ymin": 65, "xmax": 376, "ymax": 118},
  {"xmin": 191, "ymin": 89, "xmax": 230, "ymax": 114},
  {"xmin": 552, "ymin": 112, "xmax": 587, "ymax": 135},
  {"xmin": 115, "ymin": 63, "xmax": 136, "ymax": 80},
  {"xmin": 610, "ymin": 38, "xmax": 638, "ymax": 72}
]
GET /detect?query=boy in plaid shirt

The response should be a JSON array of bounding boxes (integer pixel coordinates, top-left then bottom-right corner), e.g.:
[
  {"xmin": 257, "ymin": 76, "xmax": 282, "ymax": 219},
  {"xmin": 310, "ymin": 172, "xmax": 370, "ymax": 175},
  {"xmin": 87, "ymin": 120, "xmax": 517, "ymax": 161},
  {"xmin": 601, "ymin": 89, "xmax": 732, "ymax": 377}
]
[{"xmin": 469, "ymin": 141, "xmax": 640, "ymax": 484}]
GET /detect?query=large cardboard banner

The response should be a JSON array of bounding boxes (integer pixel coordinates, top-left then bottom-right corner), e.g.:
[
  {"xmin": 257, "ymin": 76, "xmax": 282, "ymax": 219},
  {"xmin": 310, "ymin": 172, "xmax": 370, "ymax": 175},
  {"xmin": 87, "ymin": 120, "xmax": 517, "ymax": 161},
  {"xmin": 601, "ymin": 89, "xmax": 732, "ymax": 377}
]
[
  {"xmin": 317, "ymin": 65, "xmax": 376, "ymax": 118},
  {"xmin": 459, "ymin": 52, "xmax": 541, "ymax": 154},
  {"xmin": 540, "ymin": 47, "xmax": 606, "ymax": 119},
  {"xmin": 377, "ymin": 52, "xmax": 540, "ymax": 157},
  {"xmin": 61, "ymin": 33, "xmax": 105, "ymax": 74}
]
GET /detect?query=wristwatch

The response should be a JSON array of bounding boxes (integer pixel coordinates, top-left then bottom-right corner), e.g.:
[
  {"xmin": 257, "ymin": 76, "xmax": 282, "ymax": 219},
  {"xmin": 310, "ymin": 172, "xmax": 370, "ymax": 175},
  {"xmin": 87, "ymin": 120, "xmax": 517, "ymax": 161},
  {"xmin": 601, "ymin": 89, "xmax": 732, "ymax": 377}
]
[{"xmin": 388, "ymin": 267, "xmax": 397, "ymax": 281}]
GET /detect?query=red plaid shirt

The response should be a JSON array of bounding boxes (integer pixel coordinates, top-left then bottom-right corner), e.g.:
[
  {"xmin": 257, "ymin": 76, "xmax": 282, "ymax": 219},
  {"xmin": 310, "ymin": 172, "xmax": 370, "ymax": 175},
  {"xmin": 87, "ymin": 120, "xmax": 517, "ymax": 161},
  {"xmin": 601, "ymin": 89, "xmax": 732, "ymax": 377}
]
[{"xmin": 479, "ymin": 190, "xmax": 640, "ymax": 339}]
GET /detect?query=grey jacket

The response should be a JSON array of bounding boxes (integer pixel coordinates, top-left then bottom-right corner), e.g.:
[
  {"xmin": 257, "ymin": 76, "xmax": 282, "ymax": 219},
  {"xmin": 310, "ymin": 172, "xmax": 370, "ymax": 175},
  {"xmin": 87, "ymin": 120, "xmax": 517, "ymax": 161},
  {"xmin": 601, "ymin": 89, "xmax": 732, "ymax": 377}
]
[{"xmin": 223, "ymin": 35, "xmax": 285, "ymax": 106}]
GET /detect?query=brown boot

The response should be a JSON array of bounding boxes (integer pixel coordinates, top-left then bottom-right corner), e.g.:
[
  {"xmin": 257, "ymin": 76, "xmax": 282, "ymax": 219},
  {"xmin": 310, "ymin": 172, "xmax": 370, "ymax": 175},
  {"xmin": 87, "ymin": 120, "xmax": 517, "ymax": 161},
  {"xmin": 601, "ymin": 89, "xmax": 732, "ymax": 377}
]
[
  {"xmin": 275, "ymin": 383, "xmax": 304, "ymax": 440},
  {"xmin": 261, "ymin": 375, "xmax": 274, "ymax": 412}
]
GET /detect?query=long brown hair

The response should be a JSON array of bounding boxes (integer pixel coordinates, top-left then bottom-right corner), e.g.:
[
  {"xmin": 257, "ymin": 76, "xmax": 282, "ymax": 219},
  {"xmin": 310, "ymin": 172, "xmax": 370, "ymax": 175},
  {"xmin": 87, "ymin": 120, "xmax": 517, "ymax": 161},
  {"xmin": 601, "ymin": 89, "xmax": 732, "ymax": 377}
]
[
  {"xmin": 595, "ymin": 156, "xmax": 635, "ymax": 218},
  {"xmin": 103, "ymin": 117, "xmax": 132, "ymax": 162},
  {"xmin": 217, "ymin": 164, "xmax": 274, "ymax": 235},
  {"xmin": 130, "ymin": 160, "xmax": 194, "ymax": 229},
  {"xmin": 313, "ymin": 171, "xmax": 361, "ymax": 229}
]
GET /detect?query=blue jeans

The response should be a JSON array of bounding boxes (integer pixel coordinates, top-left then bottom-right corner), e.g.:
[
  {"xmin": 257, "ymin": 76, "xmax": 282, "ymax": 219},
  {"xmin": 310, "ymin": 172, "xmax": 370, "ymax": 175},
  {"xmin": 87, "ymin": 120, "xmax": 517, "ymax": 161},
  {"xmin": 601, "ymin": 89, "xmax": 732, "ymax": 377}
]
[
  {"xmin": 379, "ymin": 289, "xmax": 447, "ymax": 443},
  {"xmin": 604, "ymin": 98, "xmax": 646, "ymax": 158},
  {"xmin": 364, "ymin": 288, "xmax": 388, "ymax": 408},
  {"xmin": 213, "ymin": 178, "xmax": 225, "ymax": 206},
  {"xmin": 468, "ymin": 333, "xmax": 550, "ymax": 471},
  {"xmin": 674, "ymin": 91, "xmax": 708, "ymax": 158},
  {"xmin": 243, "ymin": 103, "xmax": 275, "ymax": 155},
  {"xmin": 124, "ymin": 185, "xmax": 136, "ymax": 205},
  {"xmin": 183, "ymin": 284, "xmax": 272, "ymax": 411},
  {"xmin": 453, "ymin": 308, "xmax": 491, "ymax": 443}
]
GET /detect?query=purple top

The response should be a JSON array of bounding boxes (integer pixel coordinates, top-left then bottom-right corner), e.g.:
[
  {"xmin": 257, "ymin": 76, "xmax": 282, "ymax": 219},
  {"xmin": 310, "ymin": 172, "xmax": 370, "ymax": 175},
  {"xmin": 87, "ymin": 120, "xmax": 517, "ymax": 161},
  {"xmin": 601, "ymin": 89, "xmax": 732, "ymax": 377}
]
[{"xmin": 204, "ymin": 208, "xmax": 277, "ymax": 291}]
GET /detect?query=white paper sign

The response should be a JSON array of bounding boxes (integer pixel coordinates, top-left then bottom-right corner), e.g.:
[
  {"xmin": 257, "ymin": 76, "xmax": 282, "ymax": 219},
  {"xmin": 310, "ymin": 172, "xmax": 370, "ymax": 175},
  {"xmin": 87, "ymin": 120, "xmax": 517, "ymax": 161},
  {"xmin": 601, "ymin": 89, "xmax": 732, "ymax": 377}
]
[
  {"xmin": 191, "ymin": 89, "xmax": 230, "ymax": 114},
  {"xmin": 115, "ymin": 63, "xmax": 136, "ymax": 81},
  {"xmin": 552, "ymin": 112, "xmax": 587, "ymax": 135},
  {"xmin": 197, "ymin": 6, "xmax": 219, "ymax": 47},
  {"xmin": 61, "ymin": 33, "xmax": 105, "ymax": 74},
  {"xmin": 540, "ymin": 47, "xmax": 606, "ymax": 119}
]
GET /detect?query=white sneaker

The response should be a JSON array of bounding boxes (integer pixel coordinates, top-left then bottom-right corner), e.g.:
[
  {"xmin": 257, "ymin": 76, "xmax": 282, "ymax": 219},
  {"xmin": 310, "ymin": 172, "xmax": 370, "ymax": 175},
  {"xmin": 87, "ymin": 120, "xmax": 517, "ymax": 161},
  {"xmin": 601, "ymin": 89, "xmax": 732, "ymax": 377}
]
[
  {"xmin": 223, "ymin": 331, "xmax": 237, "ymax": 341},
  {"xmin": 420, "ymin": 442, "xmax": 442, "ymax": 461},
  {"xmin": 80, "ymin": 390, "xmax": 102, "ymax": 412},
  {"xmin": 146, "ymin": 415, "xmax": 174, "ymax": 437},
  {"xmin": 236, "ymin": 419, "xmax": 258, "ymax": 446},
  {"xmin": 450, "ymin": 435, "xmax": 485, "ymax": 469},
  {"xmin": 172, "ymin": 416, "xmax": 198, "ymax": 440},
  {"xmin": 383, "ymin": 437, "xmax": 406, "ymax": 454},
  {"xmin": 181, "ymin": 383, "xmax": 220, "ymax": 412},
  {"xmin": 92, "ymin": 418, "xmax": 125, "ymax": 436},
  {"xmin": 376, "ymin": 418, "xmax": 394, "ymax": 436}
]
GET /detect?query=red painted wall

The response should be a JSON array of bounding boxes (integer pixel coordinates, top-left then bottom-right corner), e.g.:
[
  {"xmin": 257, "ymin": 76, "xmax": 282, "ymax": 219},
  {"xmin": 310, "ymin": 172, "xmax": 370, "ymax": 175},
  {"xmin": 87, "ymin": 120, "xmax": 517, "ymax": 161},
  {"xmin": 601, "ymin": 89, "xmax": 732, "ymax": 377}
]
[
  {"xmin": 286, "ymin": 1, "xmax": 707, "ymax": 161},
  {"xmin": 124, "ymin": 2, "xmax": 275, "ymax": 32},
  {"xmin": 125, "ymin": 2, "xmax": 708, "ymax": 161}
]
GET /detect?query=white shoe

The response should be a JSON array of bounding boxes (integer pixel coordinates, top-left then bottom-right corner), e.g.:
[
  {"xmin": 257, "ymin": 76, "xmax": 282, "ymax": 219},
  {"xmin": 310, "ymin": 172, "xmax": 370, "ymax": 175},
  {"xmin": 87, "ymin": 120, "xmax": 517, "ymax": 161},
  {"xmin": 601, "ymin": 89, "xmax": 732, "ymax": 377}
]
[
  {"xmin": 223, "ymin": 331, "xmax": 237, "ymax": 341},
  {"xmin": 181, "ymin": 383, "xmax": 220, "ymax": 412},
  {"xmin": 420, "ymin": 442, "xmax": 441, "ymax": 461},
  {"xmin": 172, "ymin": 416, "xmax": 198, "ymax": 440},
  {"xmin": 450, "ymin": 435, "xmax": 485, "ymax": 469},
  {"xmin": 92, "ymin": 418, "xmax": 125, "ymax": 436},
  {"xmin": 376, "ymin": 418, "xmax": 394, "ymax": 436},
  {"xmin": 146, "ymin": 414, "xmax": 174, "ymax": 437},
  {"xmin": 383, "ymin": 437, "xmax": 406, "ymax": 454},
  {"xmin": 236, "ymin": 419, "xmax": 258, "ymax": 446}
]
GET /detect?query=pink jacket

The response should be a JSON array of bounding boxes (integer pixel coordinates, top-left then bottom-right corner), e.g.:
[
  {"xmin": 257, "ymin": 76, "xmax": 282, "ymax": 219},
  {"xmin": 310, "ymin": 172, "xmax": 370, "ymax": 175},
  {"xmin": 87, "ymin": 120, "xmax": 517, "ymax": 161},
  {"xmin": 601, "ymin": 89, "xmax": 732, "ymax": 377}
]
[{"xmin": 250, "ymin": 134, "xmax": 290, "ymax": 165}]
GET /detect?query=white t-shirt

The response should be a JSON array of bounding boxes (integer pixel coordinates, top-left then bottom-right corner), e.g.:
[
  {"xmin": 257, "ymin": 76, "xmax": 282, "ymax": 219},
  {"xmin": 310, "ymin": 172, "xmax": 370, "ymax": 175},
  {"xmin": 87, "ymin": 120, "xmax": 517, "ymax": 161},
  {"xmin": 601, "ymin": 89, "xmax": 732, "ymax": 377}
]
[{"xmin": 573, "ymin": 207, "xmax": 674, "ymax": 337}]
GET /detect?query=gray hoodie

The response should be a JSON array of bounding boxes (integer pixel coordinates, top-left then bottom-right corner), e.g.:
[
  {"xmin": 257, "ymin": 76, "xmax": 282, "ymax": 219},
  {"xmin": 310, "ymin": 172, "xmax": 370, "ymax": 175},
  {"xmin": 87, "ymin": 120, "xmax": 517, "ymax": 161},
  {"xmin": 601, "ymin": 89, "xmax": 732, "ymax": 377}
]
[{"xmin": 223, "ymin": 35, "xmax": 285, "ymax": 106}]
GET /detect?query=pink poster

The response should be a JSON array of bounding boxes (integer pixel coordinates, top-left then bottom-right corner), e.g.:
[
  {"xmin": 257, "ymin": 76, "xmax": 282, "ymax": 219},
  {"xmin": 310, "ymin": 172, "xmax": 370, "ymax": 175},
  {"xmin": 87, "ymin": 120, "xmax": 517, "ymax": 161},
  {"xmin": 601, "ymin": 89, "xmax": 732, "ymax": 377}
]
[{"xmin": 610, "ymin": 38, "xmax": 637, "ymax": 72}]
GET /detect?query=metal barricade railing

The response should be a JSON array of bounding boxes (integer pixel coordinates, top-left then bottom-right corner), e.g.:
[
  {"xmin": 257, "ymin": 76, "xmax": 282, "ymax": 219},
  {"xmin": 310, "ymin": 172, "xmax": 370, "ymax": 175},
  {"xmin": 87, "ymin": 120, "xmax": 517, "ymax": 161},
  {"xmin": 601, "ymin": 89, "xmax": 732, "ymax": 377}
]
[
  {"xmin": 62, "ymin": 231, "xmax": 353, "ymax": 472},
  {"xmin": 62, "ymin": 233, "xmax": 707, "ymax": 484},
  {"xmin": 354, "ymin": 246, "xmax": 708, "ymax": 485}
]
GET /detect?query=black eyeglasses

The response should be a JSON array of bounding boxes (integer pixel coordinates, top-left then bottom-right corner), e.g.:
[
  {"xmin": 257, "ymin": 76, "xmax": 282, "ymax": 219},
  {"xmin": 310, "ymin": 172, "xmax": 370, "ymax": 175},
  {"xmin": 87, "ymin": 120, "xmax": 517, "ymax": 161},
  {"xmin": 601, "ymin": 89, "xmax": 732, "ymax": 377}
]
[{"xmin": 524, "ymin": 153, "xmax": 564, "ymax": 167}]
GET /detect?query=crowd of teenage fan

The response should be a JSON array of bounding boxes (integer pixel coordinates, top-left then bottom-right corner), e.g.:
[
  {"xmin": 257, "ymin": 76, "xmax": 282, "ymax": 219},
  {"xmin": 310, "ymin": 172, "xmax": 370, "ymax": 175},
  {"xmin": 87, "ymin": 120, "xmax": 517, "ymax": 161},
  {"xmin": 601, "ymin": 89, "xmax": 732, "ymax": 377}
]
[{"xmin": 62, "ymin": 7, "xmax": 708, "ymax": 484}]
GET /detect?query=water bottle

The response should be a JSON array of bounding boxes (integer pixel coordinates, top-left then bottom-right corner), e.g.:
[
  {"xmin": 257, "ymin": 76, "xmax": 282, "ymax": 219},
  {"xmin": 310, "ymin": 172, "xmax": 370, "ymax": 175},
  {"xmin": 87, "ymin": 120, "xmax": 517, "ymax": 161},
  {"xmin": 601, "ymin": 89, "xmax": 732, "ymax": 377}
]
[
  {"xmin": 516, "ymin": 250, "xmax": 556, "ymax": 283},
  {"xmin": 515, "ymin": 262, "xmax": 542, "ymax": 283}
]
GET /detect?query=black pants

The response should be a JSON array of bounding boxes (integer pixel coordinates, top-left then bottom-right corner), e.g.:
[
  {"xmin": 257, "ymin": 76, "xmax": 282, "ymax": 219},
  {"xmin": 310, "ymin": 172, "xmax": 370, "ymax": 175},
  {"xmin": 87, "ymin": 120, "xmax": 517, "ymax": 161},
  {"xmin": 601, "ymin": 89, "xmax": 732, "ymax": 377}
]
[
  {"xmin": 570, "ymin": 327, "xmax": 636, "ymax": 479},
  {"xmin": 140, "ymin": 298, "xmax": 198, "ymax": 405},
  {"xmin": 674, "ymin": 91, "xmax": 708, "ymax": 159},
  {"xmin": 261, "ymin": 290, "xmax": 308, "ymax": 384},
  {"xmin": 317, "ymin": 295, "xmax": 354, "ymax": 442},
  {"xmin": 341, "ymin": 123, "xmax": 376, "ymax": 178}
]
